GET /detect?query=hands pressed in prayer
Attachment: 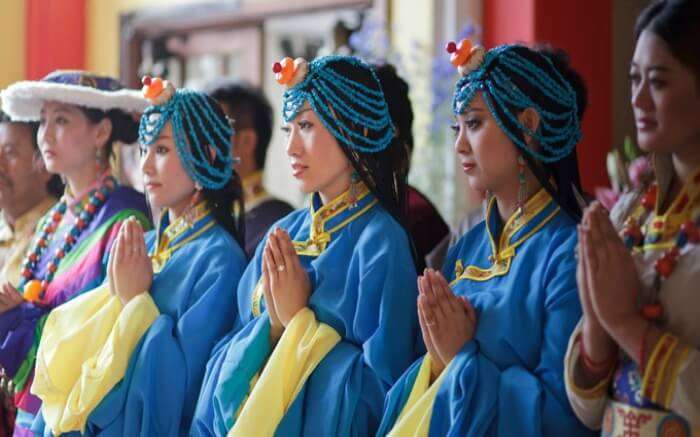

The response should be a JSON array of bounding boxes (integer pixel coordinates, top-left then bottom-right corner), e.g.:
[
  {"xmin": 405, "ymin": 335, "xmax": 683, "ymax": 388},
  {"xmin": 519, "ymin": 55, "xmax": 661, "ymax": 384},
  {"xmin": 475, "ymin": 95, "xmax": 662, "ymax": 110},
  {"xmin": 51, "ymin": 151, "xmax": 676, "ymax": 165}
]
[
  {"xmin": 576, "ymin": 202, "xmax": 661, "ymax": 383},
  {"xmin": 418, "ymin": 269, "xmax": 477, "ymax": 379},
  {"xmin": 576, "ymin": 204, "xmax": 619, "ymax": 376},
  {"xmin": 0, "ymin": 282, "xmax": 24, "ymax": 314},
  {"xmin": 262, "ymin": 238, "xmax": 284, "ymax": 343},
  {"xmin": 263, "ymin": 228, "xmax": 311, "ymax": 333},
  {"xmin": 580, "ymin": 203, "xmax": 642, "ymax": 337},
  {"xmin": 108, "ymin": 217, "xmax": 152, "ymax": 305}
]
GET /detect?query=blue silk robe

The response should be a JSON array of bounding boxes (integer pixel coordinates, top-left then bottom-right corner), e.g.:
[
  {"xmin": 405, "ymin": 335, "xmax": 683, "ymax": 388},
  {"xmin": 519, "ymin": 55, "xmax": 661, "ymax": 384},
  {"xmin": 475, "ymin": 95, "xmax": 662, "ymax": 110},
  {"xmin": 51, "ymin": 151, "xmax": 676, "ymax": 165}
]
[
  {"xmin": 379, "ymin": 189, "xmax": 594, "ymax": 436},
  {"xmin": 191, "ymin": 186, "xmax": 421, "ymax": 436},
  {"xmin": 31, "ymin": 205, "xmax": 247, "ymax": 436}
]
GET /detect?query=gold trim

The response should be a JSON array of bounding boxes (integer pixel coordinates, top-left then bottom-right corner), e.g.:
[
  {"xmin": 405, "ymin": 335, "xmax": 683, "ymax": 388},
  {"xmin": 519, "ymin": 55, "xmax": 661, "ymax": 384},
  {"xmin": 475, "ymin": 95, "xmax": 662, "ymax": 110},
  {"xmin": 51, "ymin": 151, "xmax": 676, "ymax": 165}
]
[
  {"xmin": 150, "ymin": 202, "xmax": 213, "ymax": 273},
  {"xmin": 451, "ymin": 189, "xmax": 559, "ymax": 284},
  {"xmin": 628, "ymin": 165, "xmax": 700, "ymax": 252},
  {"xmin": 641, "ymin": 333, "xmax": 678, "ymax": 403},
  {"xmin": 663, "ymin": 345, "xmax": 691, "ymax": 408}
]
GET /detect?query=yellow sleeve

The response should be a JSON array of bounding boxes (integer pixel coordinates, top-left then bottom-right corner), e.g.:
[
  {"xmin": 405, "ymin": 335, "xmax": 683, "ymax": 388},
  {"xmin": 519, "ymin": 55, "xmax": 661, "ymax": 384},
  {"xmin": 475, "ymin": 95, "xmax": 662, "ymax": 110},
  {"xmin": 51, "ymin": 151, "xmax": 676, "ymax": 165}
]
[
  {"xmin": 388, "ymin": 354, "xmax": 451, "ymax": 437},
  {"xmin": 229, "ymin": 307, "xmax": 341, "ymax": 437},
  {"xmin": 31, "ymin": 285, "xmax": 159, "ymax": 435},
  {"xmin": 641, "ymin": 332, "xmax": 699, "ymax": 426}
]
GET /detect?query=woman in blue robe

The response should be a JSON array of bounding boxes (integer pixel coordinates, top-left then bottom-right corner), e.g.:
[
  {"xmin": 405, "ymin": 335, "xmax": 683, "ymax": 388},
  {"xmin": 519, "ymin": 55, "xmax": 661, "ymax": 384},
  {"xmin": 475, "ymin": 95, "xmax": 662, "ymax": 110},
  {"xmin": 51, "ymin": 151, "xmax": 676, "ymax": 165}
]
[
  {"xmin": 29, "ymin": 81, "xmax": 248, "ymax": 436},
  {"xmin": 377, "ymin": 43, "xmax": 595, "ymax": 436},
  {"xmin": 190, "ymin": 55, "xmax": 421, "ymax": 437}
]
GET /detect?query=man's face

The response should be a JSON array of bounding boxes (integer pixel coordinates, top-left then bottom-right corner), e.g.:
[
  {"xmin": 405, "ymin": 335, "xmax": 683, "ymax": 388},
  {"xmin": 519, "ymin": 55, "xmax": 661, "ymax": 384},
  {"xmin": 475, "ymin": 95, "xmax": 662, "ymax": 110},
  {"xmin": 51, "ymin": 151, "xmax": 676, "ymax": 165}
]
[{"xmin": 0, "ymin": 122, "xmax": 45, "ymax": 210}]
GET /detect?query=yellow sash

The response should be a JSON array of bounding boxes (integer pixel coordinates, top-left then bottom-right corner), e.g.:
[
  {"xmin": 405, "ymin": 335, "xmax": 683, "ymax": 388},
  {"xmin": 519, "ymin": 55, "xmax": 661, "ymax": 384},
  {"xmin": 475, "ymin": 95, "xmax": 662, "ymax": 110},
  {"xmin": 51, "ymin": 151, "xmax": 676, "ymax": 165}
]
[
  {"xmin": 389, "ymin": 354, "xmax": 451, "ymax": 437},
  {"xmin": 32, "ymin": 285, "xmax": 158, "ymax": 435},
  {"xmin": 228, "ymin": 307, "xmax": 340, "ymax": 436}
]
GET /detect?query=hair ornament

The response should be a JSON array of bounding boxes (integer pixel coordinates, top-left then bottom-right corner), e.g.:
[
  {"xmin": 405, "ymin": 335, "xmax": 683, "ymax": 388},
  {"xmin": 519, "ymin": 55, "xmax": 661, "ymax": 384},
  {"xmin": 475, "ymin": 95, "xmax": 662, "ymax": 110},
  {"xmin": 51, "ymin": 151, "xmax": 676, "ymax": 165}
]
[
  {"xmin": 446, "ymin": 39, "xmax": 486, "ymax": 76},
  {"xmin": 272, "ymin": 57, "xmax": 309, "ymax": 88}
]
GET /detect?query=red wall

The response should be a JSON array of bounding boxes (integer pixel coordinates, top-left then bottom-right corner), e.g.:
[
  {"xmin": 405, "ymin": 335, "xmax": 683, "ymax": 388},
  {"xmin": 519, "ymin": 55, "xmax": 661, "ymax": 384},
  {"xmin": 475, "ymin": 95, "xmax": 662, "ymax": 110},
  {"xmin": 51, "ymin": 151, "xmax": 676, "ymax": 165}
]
[
  {"xmin": 484, "ymin": 0, "xmax": 611, "ymax": 192},
  {"xmin": 26, "ymin": 0, "xmax": 86, "ymax": 80}
]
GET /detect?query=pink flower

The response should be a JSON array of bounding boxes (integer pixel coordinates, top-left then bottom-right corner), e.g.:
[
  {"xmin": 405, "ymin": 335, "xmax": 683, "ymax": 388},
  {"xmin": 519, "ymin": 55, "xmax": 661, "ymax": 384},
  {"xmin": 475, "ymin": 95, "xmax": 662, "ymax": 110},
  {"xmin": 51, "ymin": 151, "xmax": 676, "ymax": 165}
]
[
  {"xmin": 628, "ymin": 156, "xmax": 651, "ymax": 189},
  {"xmin": 595, "ymin": 187, "xmax": 621, "ymax": 211}
]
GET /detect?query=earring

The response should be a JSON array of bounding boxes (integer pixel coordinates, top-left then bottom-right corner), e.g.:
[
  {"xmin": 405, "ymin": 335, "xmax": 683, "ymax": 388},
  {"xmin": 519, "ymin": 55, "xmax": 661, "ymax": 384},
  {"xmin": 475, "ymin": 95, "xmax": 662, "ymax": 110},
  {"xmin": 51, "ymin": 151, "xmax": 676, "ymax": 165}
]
[
  {"xmin": 95, "ymin": 148, "xmax": 104, "ymax": 172},
  {"xmin": 183, "ymin": 189, "xmax": 202, "ymax": 228},
  {"xmin": 516, "ymin": 155, "xmax": 527, "ymax": 222},
  {"xmin": 347, "ymin": 171, "xmax": 360, "ymax": 209}
]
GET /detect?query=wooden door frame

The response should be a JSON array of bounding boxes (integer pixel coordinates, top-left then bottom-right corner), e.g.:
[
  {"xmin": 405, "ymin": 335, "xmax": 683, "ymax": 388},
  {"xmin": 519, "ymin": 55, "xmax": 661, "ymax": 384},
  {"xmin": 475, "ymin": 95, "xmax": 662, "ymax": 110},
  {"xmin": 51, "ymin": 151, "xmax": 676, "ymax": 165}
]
[{"xmin": 119, "ymin": 0, "xmax": 373, "ymax": 88}]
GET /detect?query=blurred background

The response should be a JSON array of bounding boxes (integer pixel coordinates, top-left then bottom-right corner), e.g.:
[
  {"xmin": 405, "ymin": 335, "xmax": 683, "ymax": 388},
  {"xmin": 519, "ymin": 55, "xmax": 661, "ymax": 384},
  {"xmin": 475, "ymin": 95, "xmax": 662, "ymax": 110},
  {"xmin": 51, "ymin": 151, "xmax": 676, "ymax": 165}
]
[{"xmin": 0, "ymin": 0, "xmax": 651, "ymax": 226}]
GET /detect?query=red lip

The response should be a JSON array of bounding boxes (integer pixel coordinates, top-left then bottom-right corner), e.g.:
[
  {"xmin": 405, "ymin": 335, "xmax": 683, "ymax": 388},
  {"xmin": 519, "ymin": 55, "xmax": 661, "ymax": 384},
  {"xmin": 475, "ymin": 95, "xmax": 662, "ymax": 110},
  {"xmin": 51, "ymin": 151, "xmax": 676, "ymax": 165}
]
[
  {"xmin": 462, "ymin": 162, "xmax": 476, "ymax": 173},
  {"xmin": 636, "ymin": 117, "xmax": 658, "ymax": 132},
  {"xmin": 291, "ymin": 163, "xmax": 308, "ymax": 178},
  {"xmin": 42, "ymin": 150, "xmax": 56, "ymax": 158},
  {"xmin": 144, "ymin": 182, "xmax": 162, "ymax": 190}
]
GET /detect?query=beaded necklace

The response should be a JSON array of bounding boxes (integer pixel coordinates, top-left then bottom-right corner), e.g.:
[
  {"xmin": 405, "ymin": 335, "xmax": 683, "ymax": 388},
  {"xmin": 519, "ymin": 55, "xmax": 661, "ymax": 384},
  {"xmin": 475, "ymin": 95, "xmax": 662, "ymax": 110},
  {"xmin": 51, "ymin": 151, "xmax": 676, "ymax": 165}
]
[
  {"xmin": 18, "ymin": 176, "xmax": 117, "ymax": 302},
  {"xmin": 621, "ymin": 182, "xmax": 700, "ymax": 321}
]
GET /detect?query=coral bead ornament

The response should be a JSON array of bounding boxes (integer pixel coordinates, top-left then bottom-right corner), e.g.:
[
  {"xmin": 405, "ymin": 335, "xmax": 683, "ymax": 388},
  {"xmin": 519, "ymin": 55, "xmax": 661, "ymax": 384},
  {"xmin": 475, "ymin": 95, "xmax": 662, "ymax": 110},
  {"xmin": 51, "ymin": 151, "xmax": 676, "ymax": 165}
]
[
  {"xmin": 23, "ymin": 280, "xmax": 43, "ymax": 302},
  {"xmin": 16, "ymin": 176, "xmax": 117, "ymax": 300},
  {"xmin": 448, "ymin": 39, "xmax": 473, "ymax": 67},
  {"xmin": 274, "ymin": 57, "xmax": 296, "ymax": 85}
]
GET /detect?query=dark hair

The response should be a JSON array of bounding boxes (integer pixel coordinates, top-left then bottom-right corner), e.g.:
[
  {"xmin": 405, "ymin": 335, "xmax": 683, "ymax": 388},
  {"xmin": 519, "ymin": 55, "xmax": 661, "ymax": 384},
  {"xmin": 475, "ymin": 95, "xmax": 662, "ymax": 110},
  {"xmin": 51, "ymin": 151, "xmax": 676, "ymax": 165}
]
[
  {"xmin": 372, "ymin": 63, "xmax": 414, "ymax": 178},
  {"xmin": 373, "ymin": 64, "xmax": 414, "ymax": 151},
  {"xmin": 205, "ymin": 80, "xmax": 273, "ymax": 170},
  {"xmin": 178, "ymin": 94, "xmax": 245, "ymax": 247},
  {"xmin": 80, "ymin": 107, "xmax": 140, "ymax": 159},
  {"xmin": 319, "ymin": 60, "xmax": 410, "ymax": 235},
  {"xmin": 635, "ymin": 0, "xmax": 700, "ymax": 80},
  {"xmin": 484, "ymin": 45, "xmax": 587, "ymax": 222},
  {"xmin": 0, "ymin": 111, "xmax": 64, "ymax": 198}
]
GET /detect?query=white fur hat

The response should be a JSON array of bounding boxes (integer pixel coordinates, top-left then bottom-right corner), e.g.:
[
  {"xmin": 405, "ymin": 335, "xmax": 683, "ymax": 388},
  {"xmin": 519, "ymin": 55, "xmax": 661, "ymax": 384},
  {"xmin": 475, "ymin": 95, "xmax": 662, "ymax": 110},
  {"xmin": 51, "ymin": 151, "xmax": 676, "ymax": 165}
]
[{"xmin": 1, "ymin": 70, "xmax": 148, "ymax": 121}]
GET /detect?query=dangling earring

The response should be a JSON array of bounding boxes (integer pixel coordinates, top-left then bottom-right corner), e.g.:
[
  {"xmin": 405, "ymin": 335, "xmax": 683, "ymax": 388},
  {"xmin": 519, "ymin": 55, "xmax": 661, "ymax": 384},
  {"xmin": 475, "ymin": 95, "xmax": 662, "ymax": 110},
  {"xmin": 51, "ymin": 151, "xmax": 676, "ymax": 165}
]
[
  {"xmin": 516, "ymin": 155, "xmax": 527, "ymax": 222},
  {"xmin": 184, "ymin": 186, "xmax": 202, "ymax": 228},
  {"xmin": 95, "ymin": 148, "xmax": 104, "ymax": 172},
  {"xmin": 347, "ymin": 171, "xmax": 360, "ymax": 209}
]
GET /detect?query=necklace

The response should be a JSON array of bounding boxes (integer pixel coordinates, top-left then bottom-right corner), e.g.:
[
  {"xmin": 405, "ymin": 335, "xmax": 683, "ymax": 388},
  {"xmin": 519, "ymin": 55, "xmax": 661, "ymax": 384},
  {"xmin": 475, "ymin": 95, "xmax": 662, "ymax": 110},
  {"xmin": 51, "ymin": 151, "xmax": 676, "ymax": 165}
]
[
  {"xmin": 19, "ymin": 176, "xmax": 117, "ymax": 302},
  {"xmin": 621, "ymin": 183, "xmax": 700, "ymax": 321}
]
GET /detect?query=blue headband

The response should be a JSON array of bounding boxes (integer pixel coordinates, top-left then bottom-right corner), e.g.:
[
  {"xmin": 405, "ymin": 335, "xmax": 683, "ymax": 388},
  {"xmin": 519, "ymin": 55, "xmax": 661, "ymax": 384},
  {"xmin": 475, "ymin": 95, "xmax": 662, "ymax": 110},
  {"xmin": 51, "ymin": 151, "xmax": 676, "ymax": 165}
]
[
  {"xmin": 138, "ymin": 89, "xmax": 233, "ymax": 190},
  {"xmin": 281, "ymin": 55, "xmax": 395, "ymax": 153},
  {"xmin": 453, "ymin": 44, "xmax": 581, "ymax": 163}
]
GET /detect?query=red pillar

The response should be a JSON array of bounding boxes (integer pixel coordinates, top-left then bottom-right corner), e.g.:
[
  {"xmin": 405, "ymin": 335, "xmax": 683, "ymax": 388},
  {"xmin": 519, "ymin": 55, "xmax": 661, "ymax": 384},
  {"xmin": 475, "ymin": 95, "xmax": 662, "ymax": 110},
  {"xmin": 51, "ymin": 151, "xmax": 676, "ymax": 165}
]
[
  {"xmin": 25, "ymin": 0, "xmax": 87, "ymax": 80},
  {"xmin": 484, "ymin": 0, "xmax": 612, "ymax": 192}
]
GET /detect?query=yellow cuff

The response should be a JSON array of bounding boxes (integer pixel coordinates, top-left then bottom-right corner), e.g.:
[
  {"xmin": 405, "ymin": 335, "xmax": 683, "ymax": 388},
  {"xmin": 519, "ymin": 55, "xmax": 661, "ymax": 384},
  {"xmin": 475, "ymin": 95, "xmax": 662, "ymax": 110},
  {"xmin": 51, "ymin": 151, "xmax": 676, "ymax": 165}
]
[{"xmin": 641, "ymin": 333, "xmax": 691, "ymax": 409}]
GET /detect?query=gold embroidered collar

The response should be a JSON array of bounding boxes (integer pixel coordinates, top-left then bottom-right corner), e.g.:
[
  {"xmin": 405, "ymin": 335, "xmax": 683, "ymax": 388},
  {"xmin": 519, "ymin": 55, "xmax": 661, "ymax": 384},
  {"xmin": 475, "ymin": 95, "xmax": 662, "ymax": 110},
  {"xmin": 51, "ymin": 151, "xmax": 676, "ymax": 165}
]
[
  {"xmin": 452, "ymin": 188, "xmax": 560, "ymax": 284},
  {"xmin": 292, "ymin": 182, "xmax": 377, "ymax": 257},
  {"xmin": 150, "ymin": 202, "xmax": 213, "ymax": 273},
  {"xmin": 628, "ymin": 163, "xmax": 700, "ymax": 251}
]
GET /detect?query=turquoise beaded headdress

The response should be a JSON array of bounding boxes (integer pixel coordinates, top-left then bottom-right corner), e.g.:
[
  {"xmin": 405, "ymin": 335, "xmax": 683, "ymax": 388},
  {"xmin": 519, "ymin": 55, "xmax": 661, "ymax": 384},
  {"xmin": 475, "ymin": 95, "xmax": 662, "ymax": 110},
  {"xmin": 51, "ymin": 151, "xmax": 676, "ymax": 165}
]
[
  {"xmin": 276, "ymin": 55, "xmax": 395, "ymax": 153},
  {"xmin": 138, "ymin": 77, "xmax": 234, "ymax": 190},
  {"xmin": 448, "ymin": 40, "xmax": 581, "ymax": 163}
]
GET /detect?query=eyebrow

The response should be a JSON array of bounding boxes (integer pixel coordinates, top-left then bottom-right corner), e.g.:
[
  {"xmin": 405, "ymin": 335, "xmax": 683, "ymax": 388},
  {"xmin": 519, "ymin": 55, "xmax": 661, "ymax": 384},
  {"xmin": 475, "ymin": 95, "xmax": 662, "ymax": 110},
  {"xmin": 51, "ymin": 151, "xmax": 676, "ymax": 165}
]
[
  {"xmin": 630, "ymin": 62, "xmax": 670, "ymax": 73},
  {"xmin": 464, "ymin": 107, "xmax": 485, "ymax": 114}
]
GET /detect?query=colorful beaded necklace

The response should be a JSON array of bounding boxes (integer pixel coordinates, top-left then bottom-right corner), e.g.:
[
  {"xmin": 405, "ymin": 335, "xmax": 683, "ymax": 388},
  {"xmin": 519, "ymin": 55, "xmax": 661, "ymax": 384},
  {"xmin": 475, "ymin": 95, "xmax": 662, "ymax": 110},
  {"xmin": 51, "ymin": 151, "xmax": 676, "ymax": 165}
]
[
  {"xmin": 18, "ymin": 176, "xmax": 117, "ymax": 302},
  {"xmin": 622, "ymin": 181, "xmax": 700, "ymax": 321}
]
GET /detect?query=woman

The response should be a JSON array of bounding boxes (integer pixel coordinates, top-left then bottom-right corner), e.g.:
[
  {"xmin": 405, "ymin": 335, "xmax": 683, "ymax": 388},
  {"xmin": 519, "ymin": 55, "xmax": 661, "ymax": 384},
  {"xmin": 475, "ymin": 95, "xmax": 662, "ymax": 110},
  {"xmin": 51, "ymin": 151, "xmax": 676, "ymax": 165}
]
[
  {"xmin": 28, "ymin": 79, "xmax": 249, "ymax": 436},
  {"xmin": 0, "ymin": 71, "xmax": 150, "ymax": 436},
  {"xmin": 191, "ymin": 55, "xmax": 420, "ymax": 436},
  {"xmin": 378, "ymin": 41, "xmax": 593, "ymax": 436},
  {"xmin": 565, "ymin": 0, "xmax": 700, "ymax": 433}
]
